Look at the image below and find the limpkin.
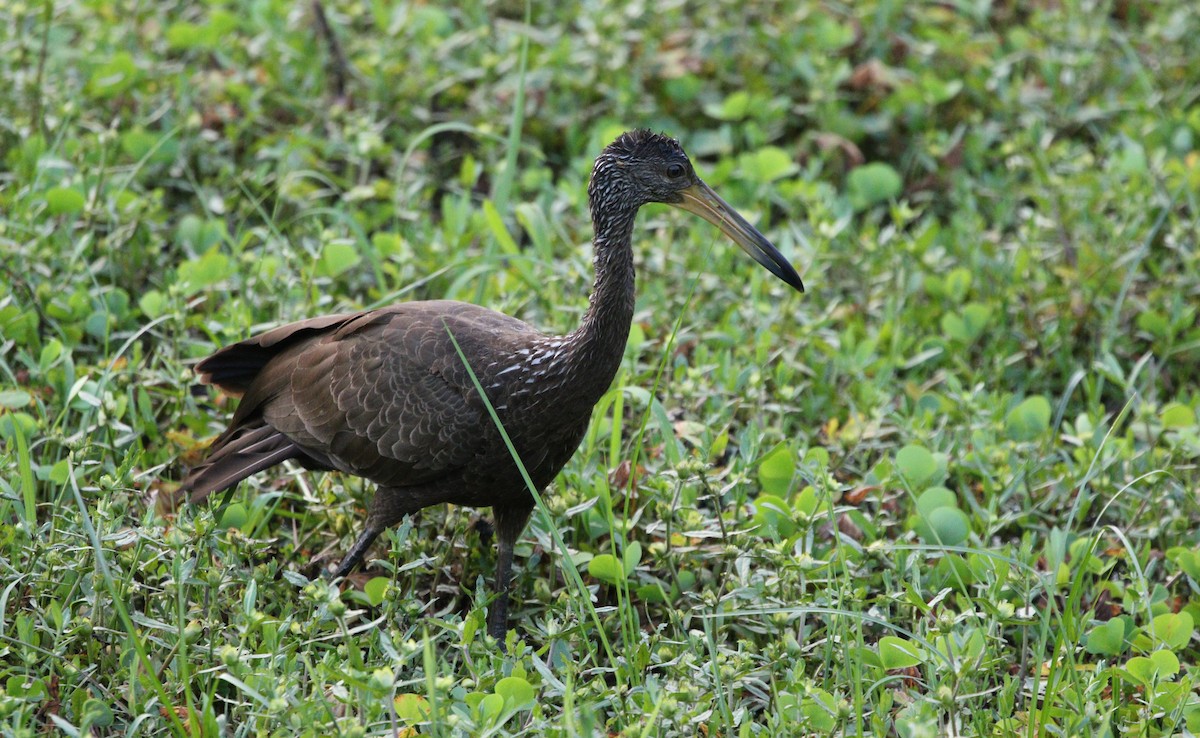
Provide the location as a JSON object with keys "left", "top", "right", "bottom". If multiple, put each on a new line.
{"left": 179, "top": 130, "right": 804, "bottom": 639}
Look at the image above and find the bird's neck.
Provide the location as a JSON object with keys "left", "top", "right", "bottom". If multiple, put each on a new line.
{"left": 564, "top": 206, "right": 638, "bottom": 402}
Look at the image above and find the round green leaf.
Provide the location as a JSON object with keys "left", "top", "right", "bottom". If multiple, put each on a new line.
{"left": 0, "top": 390, "right": 32, "bottom": 409}
{"left": 915, "top": 487, "right": 957, "bottom": 516}
{"left": 847, "top": 162, "right": 902, "bottom": 210}
{"left": 1005, "top": 396, "right": 1052, "bottom": 441}
{"left": 921, "top": 508, "right": 969, "bottom": 549}
{"left": 217, "top": 503, "right": 248, "bottom": 531}
{"left": 1150, "top": 648, "right": 1181, "bottom": 678}
{"left": 740, "top": 146, "right": 798, "bottom": 182}
{"left": 394, "top": 693, "right": 430, "bottom": 724}
{"left": 318, "top": 242, "right": 362, "bottom": 278}
{"left": 878, "top": 636, "right": 925, "bottom": 670}
{"left": 0, "top": 412, "right": 37, "bottom": 442}
{"left": 921, "top": 507, "right": 970, "bottom": 546}
{"left": 1085, "top": 618, "right": 1126, "bottom": 656}
{"left": 799, "top": 688, "right": 838, "bottom": 731}
{"left": 895, "top": 445, "right": 936, "bottom": 489}
{"left": 1161, "top": 403, "right": 1196, "bottom": 429}
{"left": 636, "top": 583, "right": 667, "bottom": 602}
{"left": 757, "top": 443, "right": 796, "bottom": 495}
{"left": 139, "top": 290, "right": 168, "bottom": 319}
{"left": 1167, "top": 547, "right": 1200, "bottom": 580}
{"left": 793, "top": 485, "right": 820, "bottom": 518}
{"left": 45, "top": 187, "right": 86, "bottom": 216}
{"left": 178, "top": 248, "right": 234, "bottom": 294}
{"left": 588, "top": 554, "right": 624, "bottom": 584}
{"left": 494, "top": 676, "right": 535, "bottom": 708}
{"left": 1149, "top": 611, "right": 1193, "bottom": 650}
{"left": 479, "top": 693, "right": 505, "bottom": 720}
{"left": 706, "top": 90, "right": 751, "bottom": 121}
{"left": 81, "top": 698, "right": 114, "bottom": 728}
{"left": 752, "top": 494, "right": 796, "bottom": 539}
{"left": 1125, "top": 656, "right": 1155, "bottom": 684}
{"left": 364, "top": 577, "right": 389, "bottom": 607}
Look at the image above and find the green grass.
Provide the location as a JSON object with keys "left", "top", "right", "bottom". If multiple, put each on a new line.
{"left": 3, "top": 0, "right": 1200, "bottom": 735}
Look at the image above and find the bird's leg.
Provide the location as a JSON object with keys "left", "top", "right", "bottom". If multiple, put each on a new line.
{"left": 331, "top": 526, "right": 382, "bottom": 579}
{"left": 487, "top": 504, "right": 534, "bottom": 641}
{"left": 331, "top": 486, "right": 418, "bottom": 580}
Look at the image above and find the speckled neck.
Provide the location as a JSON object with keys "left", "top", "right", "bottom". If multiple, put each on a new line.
{"left": 560, "top": 163, "right": 640, "bottom": 405}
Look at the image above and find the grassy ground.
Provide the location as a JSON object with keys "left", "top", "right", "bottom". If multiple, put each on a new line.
{"left": 3, "top": 0, "right": 1200, "bottom": 735}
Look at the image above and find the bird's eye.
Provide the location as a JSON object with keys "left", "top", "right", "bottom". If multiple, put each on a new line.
{"left": 666, "top": 162, "right": 686, "bottom": 179}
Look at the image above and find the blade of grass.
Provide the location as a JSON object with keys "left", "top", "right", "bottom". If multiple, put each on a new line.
{"left": 441, "top": 321, "right": 622, "bottom": 684}
{"left": 67, "top": 458, "right": 191, "bottom": 737}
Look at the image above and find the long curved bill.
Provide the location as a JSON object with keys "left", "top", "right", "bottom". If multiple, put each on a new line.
{"left": 674, "top": 181, "right": 805, "bottom": 292}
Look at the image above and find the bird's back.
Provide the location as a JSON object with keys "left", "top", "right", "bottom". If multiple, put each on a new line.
{"left": 181, "top": 300, "right": 596, "bottom": 508}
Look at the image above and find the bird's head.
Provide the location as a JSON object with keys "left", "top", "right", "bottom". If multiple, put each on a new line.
{"left": 590, "top": 130, "right": 804, "bottom": 292}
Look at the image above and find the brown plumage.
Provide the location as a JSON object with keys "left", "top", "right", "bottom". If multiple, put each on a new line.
{"left": 179, "top": 130, "right": 804, "bottom": 639}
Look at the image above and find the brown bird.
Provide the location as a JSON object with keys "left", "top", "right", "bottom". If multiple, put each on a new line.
{"left": 180, "top": 130, "right": 804, "bottom": 639}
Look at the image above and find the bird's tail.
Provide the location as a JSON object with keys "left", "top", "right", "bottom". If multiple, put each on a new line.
{"left": 179, "top": 423, "right": 302, "bottom": 503}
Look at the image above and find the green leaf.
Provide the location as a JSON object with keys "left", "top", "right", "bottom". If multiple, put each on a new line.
{"left": 708, "top": 427, "right": 729, "bottom": 461}
{"left": 45, "top": 187, "right": 86, "bottom": 216}
{"left": 372, "top": 233, "right": 404, "bottom": 258}
{"left": 942, "top": 303, "right": 992, "bottom": 344}
{"left": 798, "top": 688, "right": 839, "bottom": 731}
{"left": 706, "top": 90, "right": 751, "bottom": 121}
{"left": 0, "top": 412, "right": 37, "bottom": 443}
{"left": 740, "top": 146, "right": 798, "bottom": 182}
{"left": 752, "top": 494, "right": 796, "bottom": 539}
{"left": 178, "top": 248, "right": 235, "bottom": 295}
{"left": 176, "top": 215, "right": 227, "bottom": 250}
{"left": 363, "top": 577, "right": 389, "bottom": 607}
{"left": 393, "top": 693, "right": 430, "bottom": 724}
{"left": 915, "top": 507, "right": 970, "bottom": 546}
{"left": 1167, "top": 547, "right": 1200, "bottom": 580}
{"left": 0, "top": 390, "right": 32, "bottom": 409}
{"left": 1114, "top": 138, "right": 1148, "bottom": 176}
{"left": 915, "top": 487, "right": 957, "bottom": 516}
{"left": 1147, "top": 612, "right": 1193, "bottom": 650}
{"left": 1137, "top": 310, "right": 1170, "bottom": 338}
{"left": 623, "top": 540, "right": 641, "bottom": 576}
{"left": 138, "top": 290, "right": 167, "bottom": 319}
{"left": 1161, "top": 403, "right": 1196, "bottom": 429}
{"left": 479, "top": 693, "right": 505, "bottom": 720}
{"left": 793, "top": 485, "right": 820, "bottom": 518}
{"left": 88, "top": 51, "right": 140, "bottom": 97}
{"left": 944, "top": 267, "right": 972, "bottom": 302}
{"left": 494, "top": 676, "right": 535, "bottom": 708}
{"left": 121, "top": 129, "right": 179, "bottom": 164}
{"left": 1085, "top": 618, "right": 1126, "bottom": 656}
{"left": 879, "top": 636, "right": 924, "bottom": 669}
{"left": 1005, "top": 396, "right": 1052, "bottom": 441}
{"left": 166, "top": 21, "right": 205, "bottom": 49}
{"left": 39, "top": 340, "right": 63, "bottom": 371}
{"left": 81, "top": 698, "right": 114, "bottom": 728}
{"left": 847, "top": 163, "right": 903, "bottom": 210}
{"left": 895, "top": 445, "right": 936, "bottom": 489}
{"left": 588, "top": 554, "right": 624, "bottom": 584}
{"left": 757, "top": 443, "right": 795, "bottom": 495}
{"left": 217, "top": 503, "right": 248, "bottom": 531}
{"left": 1126, "top": 650, "right": 1180, "bottom": 685}
{"left": 318, "top": 242, "right": 361, "bottom": 278}
{"left": 636, "top": 583, "right": 666, "bottom": 602}
{"left": 49, "top": 459, "right": 71, "bottom": 485}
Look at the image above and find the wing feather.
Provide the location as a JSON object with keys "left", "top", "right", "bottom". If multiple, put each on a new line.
{"left": 236, "top": 302, "right": 541, "bottom": 487}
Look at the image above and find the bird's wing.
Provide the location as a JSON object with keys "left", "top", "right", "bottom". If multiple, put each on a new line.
{"left": 196, "top": 312, "right": 360, "bottom": 396}
{"left": 230, "top": 302, "right": 537, "bottom": 486}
